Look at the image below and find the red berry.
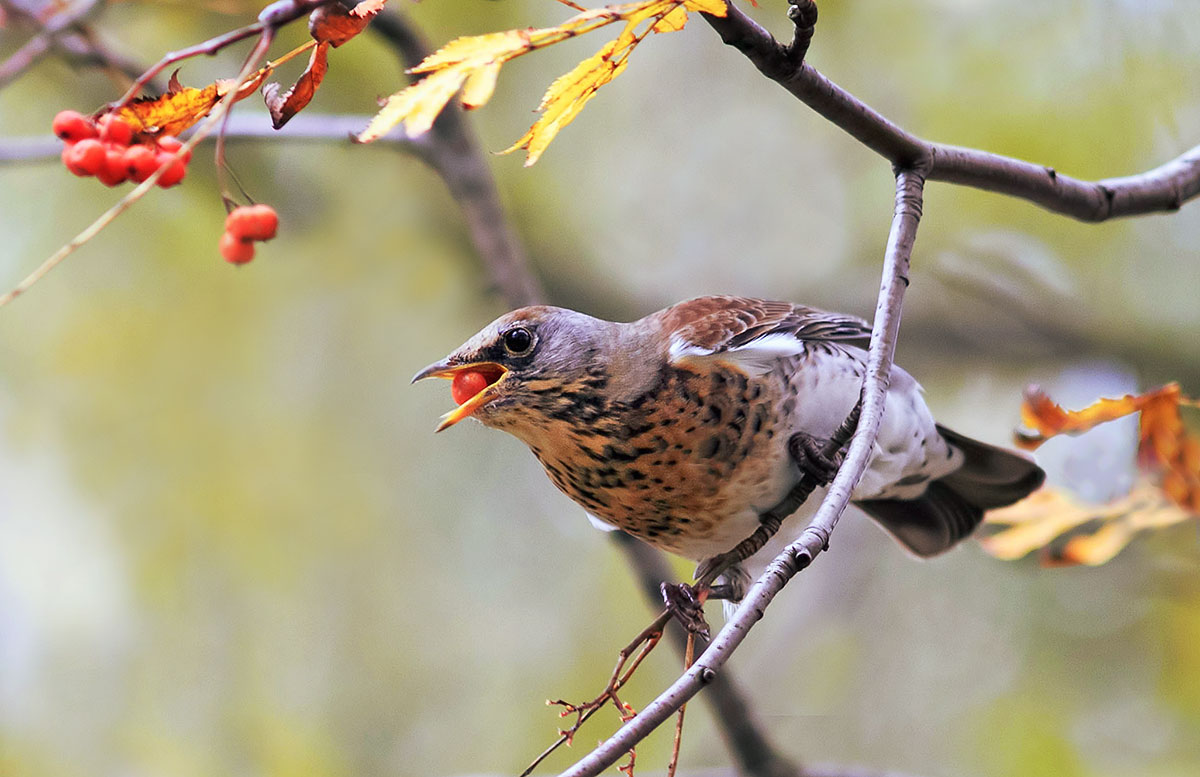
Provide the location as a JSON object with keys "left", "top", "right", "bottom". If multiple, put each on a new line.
{"left": 64, "top": 138, "right": 105, "bottom": 176}
{"left": 97, "top": 114, "right": 133, "bottom": 146}
{"left": 52, "top": 110, "right": 98, "bottom": 143}
{"left": 451, "top": 370, "right": 491, "bottom": 406}
{"left": 95, "top": 146, "right": 128, "bottom": 186}
{"left": 225, "top": 204, "right": 278, "bottom": 241}
{"left": 155, "top": 153, "right": 187, "bottom": 187}
{"left": 123, "top": 145, "right": 159, "bottom": 183}
{"left": 155, "top": 135, "right": 191, "bottom": 163}
{"left": 219, "top": 231, "right": 255, "bottom": 265}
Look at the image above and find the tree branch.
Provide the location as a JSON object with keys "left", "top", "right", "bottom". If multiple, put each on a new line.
{"left": 0, "top": 0, "right": 105, "bottom": 89}
{"left": 370, "top": 10, "right": 544, "bottom": 308}
{"left": 703, "top": 2, "right": 1200, "bottom": 222}
{"left": 0, "top": 113, "right": 423, "bottom": 165}
{"left": 611, "top": 533, "right": 802, "bottom": 777}
{"left": 559, "top": 167, "right": 927, "bottom": 777}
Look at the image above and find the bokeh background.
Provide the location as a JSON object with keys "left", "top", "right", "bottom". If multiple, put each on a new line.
{"left": 2, "top": 1, "right": 1199, "bottom": 776}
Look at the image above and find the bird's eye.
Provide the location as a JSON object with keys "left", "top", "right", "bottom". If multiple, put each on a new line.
{"left": 502, "top": 326, "right": 534, "bottom": 355}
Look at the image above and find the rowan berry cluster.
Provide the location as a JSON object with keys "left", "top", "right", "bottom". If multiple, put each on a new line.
{"left": 53, "top": 110, "right": 189, "bottom": 187}
{"left": 220, "top": 205, "right": 279, "bottom": 265}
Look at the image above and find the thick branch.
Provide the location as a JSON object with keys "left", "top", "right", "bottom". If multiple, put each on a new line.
{"left": 370, "top": 10, "right": 544, "bottom": 308}
{"left": 703, "top": 3, "right": 1200, "bottom": 222}
{"left": 0, "top": 0, "right": 104, "bottom": 89}
{"left": 559, "top": 169, "right": 927, "bottom": 777}
{"left": 0, "top": 113, "right": 422, "bottom": 165}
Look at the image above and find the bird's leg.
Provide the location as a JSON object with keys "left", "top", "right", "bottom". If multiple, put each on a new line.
{"left": 692, "top": 398, "right": 864, "bottom": 592}
{"left": 788, "top": 398, "right": 864, "bottom": 486}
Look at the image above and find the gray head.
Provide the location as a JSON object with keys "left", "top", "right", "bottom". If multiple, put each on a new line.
{"left": 412, "top": 305, "right": 618, "bottom": 434}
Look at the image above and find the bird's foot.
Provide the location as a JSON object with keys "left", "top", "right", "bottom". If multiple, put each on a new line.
{"left": 660, "top": 581, "right": 711, "bottom": 639}
{"left": 788, "top": 430, "right": 845, "bottom": 486}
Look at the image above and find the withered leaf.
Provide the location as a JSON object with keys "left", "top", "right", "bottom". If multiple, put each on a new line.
{"left": 980, "top": 383, "right": 1200, "bottom": 566}
{"left": 309, "top": 0, "right": 387, "bottom": 48}
{"left": 982, "top": 482, "right": 1193, "bottom": 566}
{"left": 263, "top": 42, "right": 330, "bottom": 129}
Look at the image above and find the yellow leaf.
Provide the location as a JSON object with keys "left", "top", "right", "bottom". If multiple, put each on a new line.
{"left": 115, "top": 84, "right": 222, "bottom": 138}
{"left": 461, "top": 63, "right": 502, "bottom": 110}
{"left": 981, "top": 482, "right": 1194, "bottom": 565}
{"left": 359, "top": 0, "right": 715, "bottom": 156}
{"left": 412, "top": 30, "right": 531, "bottom": 74}
{"left": 652, "top": 6, "right": 690, "bottom": 33}
{"left": 683, "top": 0, "right": 727, "bottom": 15}
{"left": 505, "top": 42, "right": 629, "bottom": 165}
{"left": 357, "top": 68, "right": 468, "bottom": 141}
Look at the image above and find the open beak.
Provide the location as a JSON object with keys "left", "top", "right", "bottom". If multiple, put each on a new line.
{"left": 412, "top": 359, "right": 509, "bottom": 432}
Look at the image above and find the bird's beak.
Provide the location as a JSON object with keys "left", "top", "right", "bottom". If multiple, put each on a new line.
{"left": 412, "top": 358, "right": 509, "bottom": 432}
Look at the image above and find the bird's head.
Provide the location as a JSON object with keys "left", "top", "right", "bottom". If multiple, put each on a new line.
{"left": 412, "top": 306, "right": 618, "bottom": 434}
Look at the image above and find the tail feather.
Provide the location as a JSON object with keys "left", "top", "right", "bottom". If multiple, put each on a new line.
{"left": 855, "top": 425, "right": 1045, "bottom": 557}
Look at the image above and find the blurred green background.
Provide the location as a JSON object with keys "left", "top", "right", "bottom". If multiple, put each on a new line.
{"left": 2, "top": 1, "right": 1199, "bottom": 776}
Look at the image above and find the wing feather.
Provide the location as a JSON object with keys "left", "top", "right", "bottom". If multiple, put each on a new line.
{"left": 658, "top": 296, "right": 871, "bottom": 370}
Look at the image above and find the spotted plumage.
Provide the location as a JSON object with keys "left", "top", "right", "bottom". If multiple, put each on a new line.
{"left": 415, "top": 296, "right": 1044, "bottom": 592}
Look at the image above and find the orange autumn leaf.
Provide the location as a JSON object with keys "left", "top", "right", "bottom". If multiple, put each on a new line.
{"left": 981, "top": 383, "right": 1200, "bottom": 566}
{"left": 112, "top": 70, "right": 270, "bottom": 139}
{"left": 356, "top": 0, "right": 727, "bottom": 160}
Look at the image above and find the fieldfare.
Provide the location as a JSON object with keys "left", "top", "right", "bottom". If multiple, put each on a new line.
{"left": 414, "top": 296, "right": 1044, "bottom": 602}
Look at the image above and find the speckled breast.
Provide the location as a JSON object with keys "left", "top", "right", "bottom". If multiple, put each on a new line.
{"left": 525, "top": 363, "right": 796, "bottom": 559}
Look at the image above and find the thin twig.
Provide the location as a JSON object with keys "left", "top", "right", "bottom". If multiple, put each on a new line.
{"left": 612, "top": 535, "right": 801, "bottom": 777}
{"left": 702, "top": 3, "right": 1200, "bottom": 222}
{"left": 108, "top": 0, "right": 342, "bottom": 109}
{"left": 665, "top": 632, "right": 696, "bottom": 777}
{"left": 556, "top": 167, "right": 927, "bottom": 777}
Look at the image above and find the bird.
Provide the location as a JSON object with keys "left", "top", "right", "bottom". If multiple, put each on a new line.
{"left": 413, "top": 296, "right": 1045, "bottom": 604}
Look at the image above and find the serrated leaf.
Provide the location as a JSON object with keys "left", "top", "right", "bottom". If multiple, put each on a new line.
{"left": 652, "top": 6, "right": 690, "bottom": 33}
{"left": 682, "top": 0, "right": 727, "bottom": 15}
{"left": 461, "top": 63, "right": 502, "bottom": 110}
{"left": 359, "top": 0, "right": 725, "bottom": 159}
{"left": 115, "top": 84, "right": 222, "bottom": 137}
{"left": 358, "top": 68, "right": 469, "bottom": 141}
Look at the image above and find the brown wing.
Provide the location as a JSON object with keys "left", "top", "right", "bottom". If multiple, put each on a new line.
{"left": 658, "top": 295, "right": 871, "bottom": 353}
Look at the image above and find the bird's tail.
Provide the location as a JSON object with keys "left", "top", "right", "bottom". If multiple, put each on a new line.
{"left": 855, "top": 425, "right": 1045, "bottom": 557}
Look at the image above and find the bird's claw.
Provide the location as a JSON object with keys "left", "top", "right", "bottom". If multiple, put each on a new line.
{"left": 788, "top": 431, "right": 843, "bottom": 486}
{"left": 659, "top": 582, "right": 710, "bottom": 639}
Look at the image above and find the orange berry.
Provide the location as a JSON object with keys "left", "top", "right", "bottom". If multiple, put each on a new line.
{"left": 219, "top": 231, "right": 255, "bottom": 265}
{"left": 95, "top": 146, "right": 128, "bottom": 186}
{"left": 155, "top": 153, "right": 187, "bottom": 187}
{"left": 225, "top": 204, "right": 278, "bottom": 241}
{"left": 52, "top": 110, "right": 98, "bottom": 143}
{"left": 97, "top": 114, "right": 133, "bottom": 146}
{"left": 123, "top": 145, "right": 159, "bottom": 182}
{"left": 64, "top": 138, "right": 105, "bottom": 177}
{"left": 155, "top": 135, "right": 191, "bottom": 163}
{"left": 451, "top": 370, "right": 491, "bottom": 405}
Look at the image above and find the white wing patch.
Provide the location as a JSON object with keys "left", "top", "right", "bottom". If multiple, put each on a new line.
{"left": 669, "top": 333, "right": 806, "bottom": 377}
{"left": 667, "top": 336, "right": 714, "bottom": 362}
{"left": 585, "top": 512, "right": 619, "bottom": 533}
